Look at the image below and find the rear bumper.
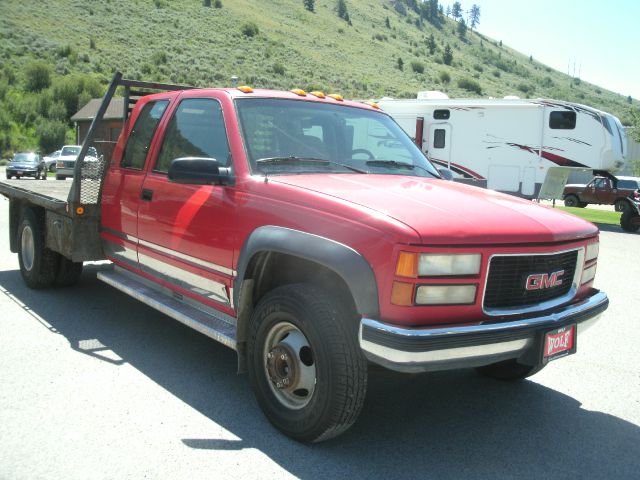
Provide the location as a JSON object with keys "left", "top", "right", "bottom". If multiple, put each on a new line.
{"left": 359, "top": 290, "right": 608, "bottom": 373}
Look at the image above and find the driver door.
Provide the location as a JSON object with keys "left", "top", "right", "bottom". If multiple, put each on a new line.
{"left": 136, "top": 96, "right": 237, "bottom": 313}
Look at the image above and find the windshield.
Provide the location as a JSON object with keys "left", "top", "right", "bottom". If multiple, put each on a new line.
{"left": 13, "top": 153, "right": 38, "bottom": 164}
{"left": 61, "top": 146, "right": 81, "bottom": 156}
{"left": 236, "top": 98, "right": 439, "bottom": 177}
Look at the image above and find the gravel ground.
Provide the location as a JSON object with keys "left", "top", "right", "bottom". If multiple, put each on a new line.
{"left": 0, "top": 195, "right": 638, "bottom": 480}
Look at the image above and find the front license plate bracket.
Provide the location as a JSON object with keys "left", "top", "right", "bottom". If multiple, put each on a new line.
{"left": 542, "top": 324, "right": 577, "bottom": 364}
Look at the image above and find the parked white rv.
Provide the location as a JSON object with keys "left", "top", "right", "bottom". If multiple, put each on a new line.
{"left": 378, "top": 94, "right": 627, "bottom": 199}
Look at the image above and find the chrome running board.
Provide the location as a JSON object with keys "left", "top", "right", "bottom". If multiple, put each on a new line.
{"left": 97, "top": 266, "right": 237, "bottom": 350}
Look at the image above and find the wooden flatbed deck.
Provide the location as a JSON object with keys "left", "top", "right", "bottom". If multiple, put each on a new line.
{"left": 0, "top": 177, "right": 73, "bottom": 214}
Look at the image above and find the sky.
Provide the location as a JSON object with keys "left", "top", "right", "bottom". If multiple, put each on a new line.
{"left": 469, "top": 0, "right": 639, "bottom": 100}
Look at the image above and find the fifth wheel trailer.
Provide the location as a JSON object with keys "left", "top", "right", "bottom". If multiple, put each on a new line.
{"left": 378, "top": 95, "right": 627, "bottom": 199}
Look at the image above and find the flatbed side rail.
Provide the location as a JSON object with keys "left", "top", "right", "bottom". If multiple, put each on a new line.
{"left": 68, "top": 72, "right": 195, "bottom": 214}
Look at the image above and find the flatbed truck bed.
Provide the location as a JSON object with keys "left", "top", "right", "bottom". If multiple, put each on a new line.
{"left": 0, "top": 178, "right": 73, "bottom": 213}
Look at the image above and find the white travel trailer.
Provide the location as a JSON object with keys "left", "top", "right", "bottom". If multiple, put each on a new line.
{"left": 378, "top": 94, "right": 627, "bottom": 199}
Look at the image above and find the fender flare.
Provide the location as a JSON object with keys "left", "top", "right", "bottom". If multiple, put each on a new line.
{"left": 234, "top": 226, "right": 380, "bottom": 318}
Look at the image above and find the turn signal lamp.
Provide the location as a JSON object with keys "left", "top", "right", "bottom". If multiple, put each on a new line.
{"left": 364, "top": 101, "right": 380, "bottom": 109}
{"left": 76, "top": 206, "right": 85, "bottom": 215}
{"left": 310, "top": 91, "right": 326, "bottom": 98}
{"left": 327, "top": 94, "right": 344, "bottom": 101}
{"left": 396, "top": 252, "right": 418, "bottom": 278}
{"left": 391, "top": 281, "right": 414, "bottom": 306}
{"left": 237, "top": 85, "right": 254, "bottom": 93}
{"left": 290, "top": 89, "right": 307, "bottom": 96}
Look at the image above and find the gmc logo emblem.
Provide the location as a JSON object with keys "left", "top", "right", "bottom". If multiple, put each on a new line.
{"left": 525, "top": 270, "right": 565, "bottom": 290}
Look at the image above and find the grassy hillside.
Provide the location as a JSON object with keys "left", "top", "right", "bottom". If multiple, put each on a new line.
{"left": 0, "top": 0, "right": 637, "bottom": 156}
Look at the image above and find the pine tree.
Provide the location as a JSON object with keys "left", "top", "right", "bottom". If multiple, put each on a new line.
{"left": 385, "top": 16, "right": 390, "bottom": 28}
{"left": 303, "top": 0, "right": 314, "bottom": 12}
{"left": 452, "top": 1, "right": 462, "bottom": 20}
{"left": 337, "top": 0, "right": 350, "bottom": 23}
{"left": 470, "top": 4, "right": 480, "bottom": 29}
{"left": 427, "top": 34, "right": 436, "bottom": 55}
{"left": 446, "top": 5, "right": 451, "bottom": 17}
{"left": 457, "top": 18, "right": 467, "bottom": 38}
{"left": 397, "top": 57, "right": 404, "bottom": 71}
{"left": 443, "top": 44, "right": 453, "bottom": 65}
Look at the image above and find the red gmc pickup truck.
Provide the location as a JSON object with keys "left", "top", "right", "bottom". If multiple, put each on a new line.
{"left": 0, "top": 73, "right": 608, "bottom": 442}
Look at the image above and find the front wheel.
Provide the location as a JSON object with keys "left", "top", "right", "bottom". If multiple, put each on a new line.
{"left": 476, "top": 359, "right": 545, "bottom": 381}
{"left": 621, "top": 210, "right": 640, "bottom": 233}
{"left": 247, "top": 284, "right": 367, "bottom": 443}
{"left": 563, "top": 195, "right": 580, "bottom": 207}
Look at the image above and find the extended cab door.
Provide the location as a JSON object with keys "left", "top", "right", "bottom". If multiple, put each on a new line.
{"left": 101, "top": 98, "right": 170, "bottom": 270}
{"left": 136, "top": 96, "right": 236, "bottom": 313}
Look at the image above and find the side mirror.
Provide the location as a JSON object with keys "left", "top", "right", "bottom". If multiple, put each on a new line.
{"left": 437, "top": 167, "right": 454, "bottom": 181}
{"left": 168, "top": 157, "right": 234, "bottom": 185}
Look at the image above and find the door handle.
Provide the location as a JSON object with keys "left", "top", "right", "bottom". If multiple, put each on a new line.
{"left": 141, "top": 188, "right": 154, "bottom": 201}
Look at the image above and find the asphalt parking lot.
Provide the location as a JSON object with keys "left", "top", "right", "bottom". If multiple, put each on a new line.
{"left": 0, "top": 190, "right": 638, "bottom": 480}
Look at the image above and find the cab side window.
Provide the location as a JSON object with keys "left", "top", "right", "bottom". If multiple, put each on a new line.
{"left": 155, "top": 98, "right": 230, "bottom": 173}
{"left": 121, "top": 100, "right": 169, "bottom": 169}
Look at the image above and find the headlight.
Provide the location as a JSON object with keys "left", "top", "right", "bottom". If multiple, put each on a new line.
{"left": 418, "top": 253, "right": 481, "bottom": 276}
{"left": 415, "top": 285, "right": 477, "bottom": 305}
{"left": 585, "top": 242, "right": 599, "bottom": 262}
{"left": 581, "top": 264, "right": 597, "bottom": 284}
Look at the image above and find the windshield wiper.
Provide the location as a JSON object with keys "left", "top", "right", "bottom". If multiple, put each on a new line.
{"left": 256, "top": 156, "right": 367, "bottom": 174}
{"left": 365, "top": 160, "right": 439, "bottom": 178}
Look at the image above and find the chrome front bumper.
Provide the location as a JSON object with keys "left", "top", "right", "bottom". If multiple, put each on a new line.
{"left": 359, "top": 290, "right": 608, "bottom": 373}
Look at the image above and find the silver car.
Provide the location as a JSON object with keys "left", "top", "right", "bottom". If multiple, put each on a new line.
{"left": 43, "top": 150, "right": 61, "bottom": 172}
{"left": 55, "top": 145, "right": 98, "bottom": 180}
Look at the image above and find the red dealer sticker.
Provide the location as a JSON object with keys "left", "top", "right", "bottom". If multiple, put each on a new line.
{"left": 543, "top": 325, "right": 576, "bottom": 362}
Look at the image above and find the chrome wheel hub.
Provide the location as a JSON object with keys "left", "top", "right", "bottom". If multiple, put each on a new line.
{"left": 21, "top": 225, "right": 35, "bottom": 272}
{"left": 263, "top": 322, "right": 316, "bottom": 409}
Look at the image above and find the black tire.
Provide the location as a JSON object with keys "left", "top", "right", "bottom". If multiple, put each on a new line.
{"left": 49, "top": 164, "right": 56, "bottom": 173}
{"left": 17, "top": 209, "right": 59, "bottom": 289}
{"left": 563, "top": 194, "right": 580, "bottom": 207}
{"left": 55, "top": 257, "right": 83, "bottom": 287}
{"left": 620, "top": 211, "right": 640, "bottom": 233}
{"left": 476, "top": 359, "right": 545, "bottom": 381}
{"left": 614, "top": 199, "right": 629, "bottom": 213}
{"left": 247, "top": 283, "right": 367, "bottom": 443}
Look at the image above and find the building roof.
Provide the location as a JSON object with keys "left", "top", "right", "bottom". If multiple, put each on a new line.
{"left": 71, "top": 97, "right": 125, "bottom": 122}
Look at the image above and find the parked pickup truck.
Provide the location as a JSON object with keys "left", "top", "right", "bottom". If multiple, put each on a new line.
{"left": 0, "top": 73, "right": 608, "bottom": 442}
{"left": 563, "top": 175, "right": 640, "bottom": 211}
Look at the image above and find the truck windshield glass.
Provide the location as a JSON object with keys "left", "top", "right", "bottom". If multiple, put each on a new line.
{"left": 236, "top": 98, "right": 439, "bottom": 177}
{"left": 61, "top": 146, "right": 81, "bottom": 156}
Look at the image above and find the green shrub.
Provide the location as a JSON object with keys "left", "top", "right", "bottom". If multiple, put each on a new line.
{"left": 410, "top": 60, "right": 424, "bottom": 74}
{"left": 473, "top": 64, "right": 483, "bottom": 73}
{"left": 439, "top": 71, "right": 450, "bottom": 83}
{"left": 517, "top": 83, "right": 531, "bottom": 94}
{"left": 273, "top": 63, "right": 285, "bottom": 75}
{"left": 56, "top": 44, "right": 73, "bottom": 58}
{"left": 492, "top": 69, "right": 501, "bottom": 78}
{"left": 151, "top": 51, "right": 167, "bottom": 65}
{"left": 24, "top": 61, "right": 51, "bottom": 92}
{"left": 241, "top": 22, "right": 259, "bottom": 37}
{"left": 36, "top": 119, "right": 67, "bottom": 153}
{"left": 457, "top": 77, "right": 482, "bottom": 94}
